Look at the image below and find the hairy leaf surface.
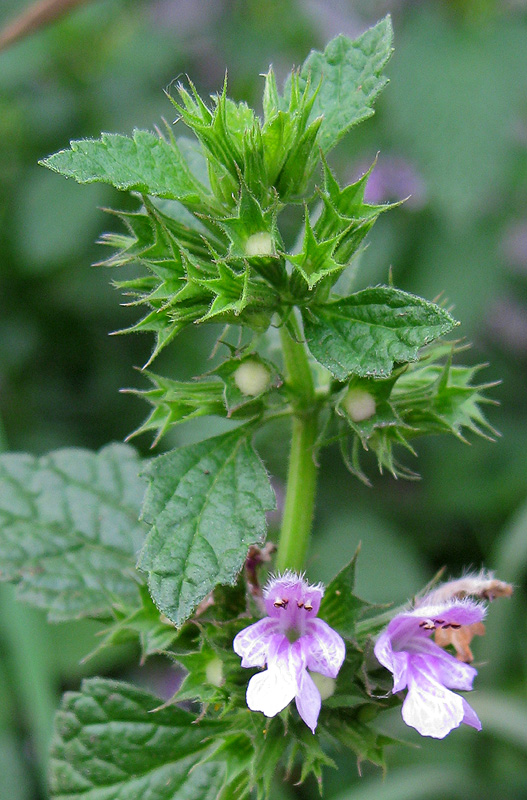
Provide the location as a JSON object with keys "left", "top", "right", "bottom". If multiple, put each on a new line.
{"left": 49, "top": 678, "right": 225, "bottom": 800}
{"left": 0, "top": 444, "right": 147, "bottom": 620}
{"left": 41, "top": 131, "right": 202, "bottom": 202}
{"left": 138, "top": 429, "right": 274, "bottom": 626}
{"left": 299, "top": 17, "right": 393, "bottom": 153}
{"left": 303, "top": 287, "right": 457, "bottom": 380}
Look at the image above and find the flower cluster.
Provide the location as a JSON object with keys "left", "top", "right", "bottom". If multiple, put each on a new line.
{"left": 233, "top": 572, "right": 345, "bottom": 732}
{"left": 234, "top": 571, "right": 511, "bottom": 741}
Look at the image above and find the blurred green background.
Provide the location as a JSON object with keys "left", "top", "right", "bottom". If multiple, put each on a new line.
{"left": 1, "top": 0, "right": 526, "bottom": 797}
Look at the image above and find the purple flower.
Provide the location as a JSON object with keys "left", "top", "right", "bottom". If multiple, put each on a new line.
{"left": 374, "top": 599, "right": 486, "bottom": 739}
{"left": 233, "top": 572, "right": 345, "bottom": 732}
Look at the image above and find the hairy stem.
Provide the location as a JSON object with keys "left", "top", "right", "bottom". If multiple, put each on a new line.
{"left": 275, "top": 316, "right": 318, "bottom": 573}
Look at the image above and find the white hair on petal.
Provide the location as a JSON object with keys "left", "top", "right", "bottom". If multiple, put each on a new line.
{"left": 263, "top": 570, "right": 325, "bottom": 598}
{"left": 409, "top": 597, "right": 487, "bottom": 620}
{"left": 420, "top": 570, "right": 513, "bottom": 607}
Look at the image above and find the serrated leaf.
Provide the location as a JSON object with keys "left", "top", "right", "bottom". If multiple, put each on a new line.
{"left": 299, "top": 17, "right": 394, "bottom": 153}
{"left": 394, "top": 359, "right": 498, "bottom": 442}
{"left": 288, "top": 211, "right": 341, "bottom": 290}
{"left": 138, "top": 429, "right": 275, "bottom": 626}
{"left": 41, "top": 130, "right": 203, "bottom": 202}
{"left": 0, "top": 444, "right": 147, "bottom": 621}
{"left": 49, "top": 678, "right": 225, "bottom": 800}
{"left": 303, "top": 287, "right": 458, "bottom": 380}
{"left": 125, "top": 373, "right": 226, "bottom": 445}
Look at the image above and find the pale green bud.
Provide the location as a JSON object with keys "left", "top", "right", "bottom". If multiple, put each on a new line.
{"left": 309, "top": 671, "right": 336, "bottom": 701}
{"left": 343, "top": 387, "right": 376, "bottom": 422}
{"left": 245, "top": 232, "right": 274, "bottom": 257}
{"left": 234, "top": 360, "right": 271, "bottom": 397}
{"left": 205, "top": 656, "right": 224, "bottom": 687}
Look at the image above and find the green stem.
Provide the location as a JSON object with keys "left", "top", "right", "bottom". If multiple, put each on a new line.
{"left": 0, "top": 586, "right": 57, "bottom": 791}
{"left": 275, "top": 316, "right": 318, "bottom": 573}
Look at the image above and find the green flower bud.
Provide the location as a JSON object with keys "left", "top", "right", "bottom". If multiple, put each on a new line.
{"left": 343, "top": 387, "right": 376, "bottom": 422}
{"left": 309, "top": 671, "right": 336, "bottom": 701}
{"left": 245, "top": 232, "right": 274, "bottom": 257}
{"left": 205, "top": 656, "right": 224, "bottom": 687}
{"left": 234, "top": 360, "right": 271, "bottom": 396}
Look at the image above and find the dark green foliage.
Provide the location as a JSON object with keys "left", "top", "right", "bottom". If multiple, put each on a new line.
{"left": 49, "top": 678, "right": 226, "bottom": 800}
{"left": 302, "top": 287, "right": 457, "bottom": 380}
{"left": 296, "top": 18, "right": 394, "bottom": 153}
{"left": 41, "top": 20, "right": 396, "bottom": 367}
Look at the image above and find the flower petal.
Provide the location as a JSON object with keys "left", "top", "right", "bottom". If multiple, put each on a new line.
{"left": 386, "top": 600, "right": 485, "bottom": 651}
{"left": 295, "top": 671, "right": 322, "bottom": 733}
{"left": 409, "top": 639, "right": 477, "bottom": 691}
{"left": 402, "top": 660, "right": 465, "bottom": 738}
{"left": 233, "top": 618, "right": 279, "bottom": 667}
{"left": 461, "top": 698, "right": 481, "bottom": 731}
{"left": 246, "top": 636, "right": 305, "bottom": 718}
{"left": 305, "top": 618, "right": 346, "bottom": 678}
{"left": 415, "top": 600, "right": 485, "bottom": 628}
{"left": 374, "top": 628, "right": 395, "bottom": 672}
{"left": 246, "top": 667, "right": 297, "bottom": 718}
{"left": 269, "top": 636, "right": 306, "bottom": 689}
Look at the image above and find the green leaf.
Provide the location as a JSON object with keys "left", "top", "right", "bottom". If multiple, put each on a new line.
{"left": 326, "top": 715, "right": 395, "bottom": 772}
{"left": 334, "top": 343, "right": 498, "bottom": 482}
{"left": 86, "top": 585, "right": 180, "bottom": 662}
{"left": 393, "top": 357, "right": 498, "bottom": 442}
{"left": 288, "top": 211, "right": 341, "bottom": 290}
{"left": 49, "top": 678, "right": 225, "bottom": 800}
{"left": 0, "top": 444, "right": 147, "bottom": 621}
{"left": 299, "top": 17, "right": 394, "bottom": 153}
{"left": 138, "top": 429, "right": 275, "bottom": 627}
{"left": 41, "top": 130, "right": 203, "bottom": 203}
{"left": 176, "top": 643, "right": 227, "bottom": 704}
{"left": 319, "top": 549, "right": 370, "bottom": 639}
{"left": 302, "top": 287, "right": 458, "bottom": 380}
{"left": 125, "top": 373, "right": 227, "bottom": 445}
